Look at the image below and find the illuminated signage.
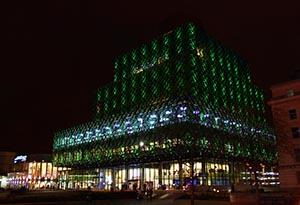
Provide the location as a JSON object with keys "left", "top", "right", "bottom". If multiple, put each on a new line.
{"left": 14, "top": 155, "right": 27, "bottom": 163}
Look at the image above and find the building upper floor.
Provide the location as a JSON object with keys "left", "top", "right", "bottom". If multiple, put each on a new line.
{"left": 268, "top": 78, "right": 300, "bottom": 167}
{"left": 95, "top": 22, "right": 266, "bottom": 119}
{"left": 268, "top": 79, "right": 300, "bottom": 133}
{"left": 269, "top": 79, "right": 300, "bottom": 103}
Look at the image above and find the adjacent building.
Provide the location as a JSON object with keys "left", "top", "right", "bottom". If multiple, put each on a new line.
{"left": 53, "top": 23, "right": 276, "bottom": 190}
{"left": 268, "top": 77, "right": 300, "bottom": 189}
{"left": 7, "top": 154, "right": 59, "bottom": 189}
{"left": 0, "top": 151, "right": 16, "bottom": 188}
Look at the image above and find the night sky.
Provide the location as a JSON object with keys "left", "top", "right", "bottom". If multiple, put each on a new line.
{"left": 1, "top": 1, "right": 300, "bottom": 154}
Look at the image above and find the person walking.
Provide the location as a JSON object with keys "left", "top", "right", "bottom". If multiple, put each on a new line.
{"left": 149, "top": 183, "right": 153, "bottom": 200}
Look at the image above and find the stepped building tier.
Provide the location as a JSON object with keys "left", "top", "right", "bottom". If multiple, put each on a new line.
{"left": 52, "top": 23, "right": 277, "bottom": 190}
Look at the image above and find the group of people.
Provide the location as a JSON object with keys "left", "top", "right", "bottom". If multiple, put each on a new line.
{"left": 137, "top": 182, "right": 153, "bottom": 200}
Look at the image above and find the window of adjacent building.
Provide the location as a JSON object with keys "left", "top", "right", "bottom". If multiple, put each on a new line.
{"left": 287, "top": 89, "right": 294, "bottom": 97}
{"left": 289, "top": 109, "right": 297, "bottom": 120}
{"left": 297, "top": 171, "right": 300, "bottom": 184}
{"left": 295, "top": 149, "right": 300, "bottom": 162}
{"left": 292, "top": 127, "right": 300, "bottom": 138}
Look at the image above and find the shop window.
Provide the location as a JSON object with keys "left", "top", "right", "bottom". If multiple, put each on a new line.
{"left": 289, "top": 109, "right": 297, "bottom": 120}
{"left": 292, "top": 127, "right": 300, "bottom": 138}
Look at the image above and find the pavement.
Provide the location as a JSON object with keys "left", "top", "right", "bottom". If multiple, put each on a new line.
{"left": 0, "top": 190, "right": 230, "bottom": 205}
{"left": 0, "top": 199, "right": 230, "bottom": 205}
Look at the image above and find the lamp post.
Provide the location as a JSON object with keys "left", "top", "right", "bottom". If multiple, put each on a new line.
{"left": 190, "top": 160, "right": 195, "bottom": 205}
{"left": 139, "top": 141, "right": 145, "bottom": 192}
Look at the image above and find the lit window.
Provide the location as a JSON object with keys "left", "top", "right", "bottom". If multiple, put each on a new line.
{"left": 289, "top": 109, "right": 297, "bottom": 120}
{"left": 133, "top": 67, "right": 143, "bottom": 74}
{"left": 287, "top": 89, "right": 294, "bottom": 97}
{"left": 196, "top": 48, "right": 204, "bottom": 57}
{"left": 291, "top": 127, "right": 300, "bottom": 138}
{"left": 157, "top": 57, "right": 163, "bottom": 64}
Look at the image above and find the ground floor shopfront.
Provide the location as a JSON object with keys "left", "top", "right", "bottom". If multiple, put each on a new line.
{"left": 7, "top": 161, "right": 60, "bottom": 189}
{"left": 57, "top": 160, "right": 278, "bottom": 190}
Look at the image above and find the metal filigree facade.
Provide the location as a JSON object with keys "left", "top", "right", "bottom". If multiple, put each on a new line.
{"left": 53, "top": 23, "right": 276, "bottom": 169}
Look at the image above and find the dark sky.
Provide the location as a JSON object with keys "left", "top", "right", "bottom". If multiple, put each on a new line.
{"left": 1, "top": 1, "right": 300, "bottom": 154}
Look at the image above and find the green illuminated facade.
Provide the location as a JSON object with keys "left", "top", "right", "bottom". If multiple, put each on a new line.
{"left": 53, "top": 23, "right": 276, "bottom": 190}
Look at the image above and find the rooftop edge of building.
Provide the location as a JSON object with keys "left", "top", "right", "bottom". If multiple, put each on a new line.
{"left": 270, "top": 69, "right": 300, "bottom": 90}
{"left": 270, "top": 79, "right": 300, "bottom": 91}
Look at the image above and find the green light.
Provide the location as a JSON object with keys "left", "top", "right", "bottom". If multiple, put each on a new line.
{"left": 53, "top": 23, "right": 276, "bottom": 168}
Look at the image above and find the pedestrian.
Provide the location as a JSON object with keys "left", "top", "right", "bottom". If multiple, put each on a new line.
{"left": 149, "top": 183, "right": 153, "bottom": 200}
{"left": 143, "top": 183, "right": 147, "bottom": 198}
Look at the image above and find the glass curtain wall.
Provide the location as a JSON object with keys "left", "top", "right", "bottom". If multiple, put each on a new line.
{"left": 57, "top": 161, "right": 235, "bottom": 190}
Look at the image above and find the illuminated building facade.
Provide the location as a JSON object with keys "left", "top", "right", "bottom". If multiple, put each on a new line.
{"left": 0, "top": 152, "right": 16, "bottom": 188}
{"left": 53, "top": 23, "right": 276, "bottom": 190}
{"left": 268, "top": 78, "right": 300, "bottom": 189}
{"left": 7, "top": 154, "right": 59, "bottom": 189}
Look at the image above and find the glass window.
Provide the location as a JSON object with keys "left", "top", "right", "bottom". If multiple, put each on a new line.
{"left": 41, "top": 163, "right": 47, "bottom": 177}
{"left": 296, "top": 171, "right": 300, "bottom": 184}
{"left": 294, "top": 149, "right": 300, "bottom": 162}
{"left": 289, "top": 109, "right": 297, "bottom": 120}
{"left": 292, "top": 127, "right": 300, "bottom": 138}
{"left": 287, "top": 89, "right": 294, "bottom": 97}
